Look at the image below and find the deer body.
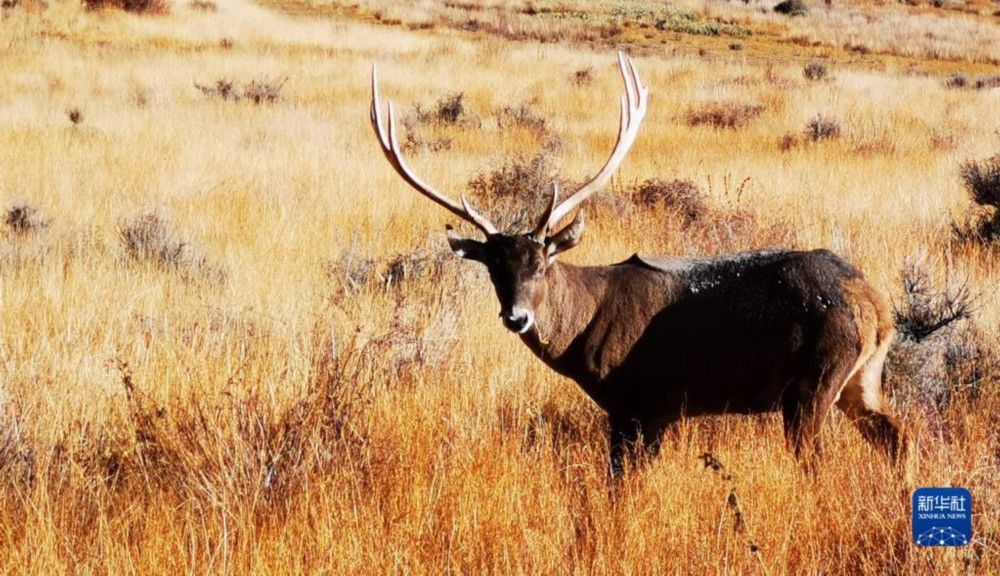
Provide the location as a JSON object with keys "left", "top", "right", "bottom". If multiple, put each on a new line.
{"left": 369, "top": 53, "right": 907, "bottom": 474}
{"left": 517, "top": 250, "right": 901, "bottom": 471}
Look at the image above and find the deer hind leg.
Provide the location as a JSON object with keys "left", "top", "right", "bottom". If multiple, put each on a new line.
{"left": 782, "top": 326, "right": 860, "bottom": 465}
{"left": 835, "top": 333, "right": 908, "bottom": 463}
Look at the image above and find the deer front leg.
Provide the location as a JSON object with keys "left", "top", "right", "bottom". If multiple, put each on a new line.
{"left": 609, "top": 414, "right": 644, "bottom": 477}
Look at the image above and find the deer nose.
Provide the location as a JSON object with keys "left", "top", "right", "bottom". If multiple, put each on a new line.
{"left": 503, "top": 307, "right": 534, "bottom": 334}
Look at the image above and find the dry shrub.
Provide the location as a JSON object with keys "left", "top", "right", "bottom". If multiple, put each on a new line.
{"left": 955, "top": 154, "right": 1000, "bottom": 242}
{"left": 631, "top": 178, "right": 707, "bottom": 225}
{"left": 773, "top": 0, "right": 809, "bottom": 16}
{"left": 945, "top": 73, "right": 1000, "bottom": 90}
{"left": 194, "top": 78, "right": 286, "bottom": 104}
{"left": 93, "top": 329, "right": 370, "bottom": 510}
{"left": 328, "top": 244, "right": 454, "bottom": 295}
{"left": 778, "top": 132, "right": 801, "bottom": 152}
{"left": 571, "top": 67, "right": 593, "bottom": 86}
{"left": 944, "top": 74, "right": 968, "bottom": 89}
{"left": 466, "top": 151, "right": 559, "bottom": 231}
{"left": 403, "top": 92, "right": 477, "bottom": 153}
{"left": 803, "top": 61, "right": 828, "bottom": 81}
{"left": 805, "top": 114, "right": 841, "bottom": 141}
{"left": 495, "top": 101, "right": 547, "bottom": 134}
{"left": 188, "top": 0, "right": 215, "bottom": 11}
{"left": 83, "top": 0, "right": 169, "bottom": 14}
{"left": 4, "top": 204, "right": 47, "bottom": 234}
{"left": 685, "top": 102, "right": 764, "bottom": 130}
{"left": 412, "top": 92, "right": 467, "bottom": 125}
{"left": 119, "top": 212, "right": 224, "bottom": 282}
{"left": 886, "top": 261, "right": 991, "bottom": 419}
{"left": 66, "top": 107, "right": 83, "bottom": 125}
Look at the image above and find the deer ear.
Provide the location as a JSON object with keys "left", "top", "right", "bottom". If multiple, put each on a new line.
{"left": 545, "top": 211, "right": 584, "bottom": 261}
{"left": 446, "top": 225, "right": 486, "bottom": 261}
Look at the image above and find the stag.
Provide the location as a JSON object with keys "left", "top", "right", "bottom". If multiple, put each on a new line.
{"left": 370, "top": 53, "right": 907, "bottom": 474}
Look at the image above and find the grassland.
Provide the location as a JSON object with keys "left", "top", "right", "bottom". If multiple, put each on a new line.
{"left": 0, "top": 0, "right": 998, "bottom": 573}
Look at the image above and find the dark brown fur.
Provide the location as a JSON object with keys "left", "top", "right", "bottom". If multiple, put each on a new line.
{"left": 455, "top": 234, "right": 907, "bottom": 475}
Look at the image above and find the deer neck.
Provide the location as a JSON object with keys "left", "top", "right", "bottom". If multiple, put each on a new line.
{"left": 521, "top": 260, "right": 606, "bottom": 363}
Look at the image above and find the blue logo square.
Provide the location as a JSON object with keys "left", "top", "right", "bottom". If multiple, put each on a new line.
{"left": 912, "top": 488, "right": 972, "bottom": 546}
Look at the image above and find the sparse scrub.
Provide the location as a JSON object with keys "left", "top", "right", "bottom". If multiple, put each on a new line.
{"left": 83, "top": 0, "right": 170, "bottom": 14}
{"left": 194, "top": 78, "right": 286, "bottom": 104}
{"left": 571, "top": 66, "right": 592, "bottom": 86}
{"left": 119, "top": 212, "right": 224, "bottom": 282}
{"left": 955, "top": 154, "right": 1000, "bottom": 241}
{"left": 631, "top": 178, "right": 708, "bottom": 224}
{"left": 803, "top": 60, "right": 828, "bottom": 81}
{"left": 188, "top": 0, "right": 216, "bottom": 11}
{"left": 66, "top": 107, "right": 83, "bottom": 125}
{"left": 886, "top": 261, "right": 990, "bottom": 417}
{"left": 652, "top": 10, "right": 753, "bottom": 37}
{"left": 436, "top": 93, "right": 464, "bottom": 123}
{"left": 685, "top": 102, "right": 764, "bottom": 129}
{"left": 773, "top": 0, "right": 809, "bottom": 17}
{"left": 778, "top": 132, "right": 801, "bottom": 151}
{"left": 4, "top": 204, "right": 47, "bottom": 233}
{"left": 805, "top": 114, "right": 841, "bottom": 141}
{"left": 466, "top": 151, "right": 559, "bottom": 230}
{"left": 944, "top": 73, "right": 1000, "bottom": 90}
{"left": 495, "top": 101, "right": 547, "bottom": 133}
{"left": 329, "top": 244, "right": 455, "bottom": 294}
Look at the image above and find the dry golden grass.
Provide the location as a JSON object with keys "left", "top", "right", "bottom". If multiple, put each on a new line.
{"left": 0, "top": 0, "right": 998, "bottom": 573}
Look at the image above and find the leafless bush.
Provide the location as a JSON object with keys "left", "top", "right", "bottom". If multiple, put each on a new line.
{"left": 893, "top": 261, "right": 973, "bottom": 342}
{"left": 412, "top": 92, "right": 466, "bottom": 124}
{"left": 4, "top": 204, "right": 47, "bottom": 234}
{"left": 945, "top": 73, "right": 1000, "bottom": 90}
{"left": 105, "top": 334, "right": 371, "bottom": 508}
{"left": 955, "top": 154, "right": 1000, "bottom": 242}
{"left": 685, "top": 102, "right": 764, "bottom": 130}
{"left": 631, "top": 178, "right": 708, "bottom": 224}
{"left": 467, "top": 151, "right": 558, "bottom": 231}
{"left": 495, "top": 102, "right": 547, "bottom": 134}
{"left": 944, "top": 74, "right": 968, "bottom": 89}
{"left": 778, "top": 132, "right": 801, "bottom": 152}
{"left": 188, "top": 0, "right": 216, "bottom": 11}
{"left": 194, "top": 78, "right": 286, "bottom": 104}
{"left": 805, "top": 114, "right": 841, "bottom": 142}
{"left": 972, "top": 75, "right": 1000, "bottom": 90}
{"left": 83, "top": 0, "right": 169, "bottom": 13}
{"left": 962, "top": 155, "right": 1000, "bottom": 210}
{"left": 119, "top": 212, "right": 224, "bottom": 282}
{"left": 66, "top": 108, "right": 83, "bottom": 125}
{"left": 886, "top": 262, "right": 991, "bottom": 417}
{"left": 328, "top": 244, "right": 456, "bottom": 295}
{"left": 773, "top": 0, "right": 808, "bottom": 16}
{"left": 572, "top": 67, "right": 593, "bottom": 86}
{"left": 402, "top": 131, "right": 452, "bottom": 154}
{"left": 242, "top": 79, "right": 285, "bottom": 105}
{"left": 803, "top": 61, "right": 828, "bottom": 81}
{"left": 120, "top": 213, "right": 188, "bottom": 268}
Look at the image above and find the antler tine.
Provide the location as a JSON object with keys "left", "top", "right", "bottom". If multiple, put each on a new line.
{"left": 530, "top": 182, "right": 559, "bottom": 243}
{"left": 370, "top": 65, "right": 498, "bottom": 235}
{"left": 547, "top": 51, "right": 649, "bottom": 229}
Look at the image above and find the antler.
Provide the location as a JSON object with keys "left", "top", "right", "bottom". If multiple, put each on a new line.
{"left": 370, "top": 66, "right": 498, "bottom": 235}
{"left": 547, "top": 51, "right": 649, "bottom": 229}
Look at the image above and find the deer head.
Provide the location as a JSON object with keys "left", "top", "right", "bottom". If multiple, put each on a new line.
{"left": 370, "top": 52, "right": 648, "bottom": 333}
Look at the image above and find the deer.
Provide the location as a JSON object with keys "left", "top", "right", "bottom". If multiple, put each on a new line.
{"left": 369, "top": 52, "right": 908, "bottom": 475}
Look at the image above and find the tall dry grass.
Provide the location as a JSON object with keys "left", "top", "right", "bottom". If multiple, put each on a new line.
{"left": 0, "top": 0, "right": 998, "bottom": 573}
